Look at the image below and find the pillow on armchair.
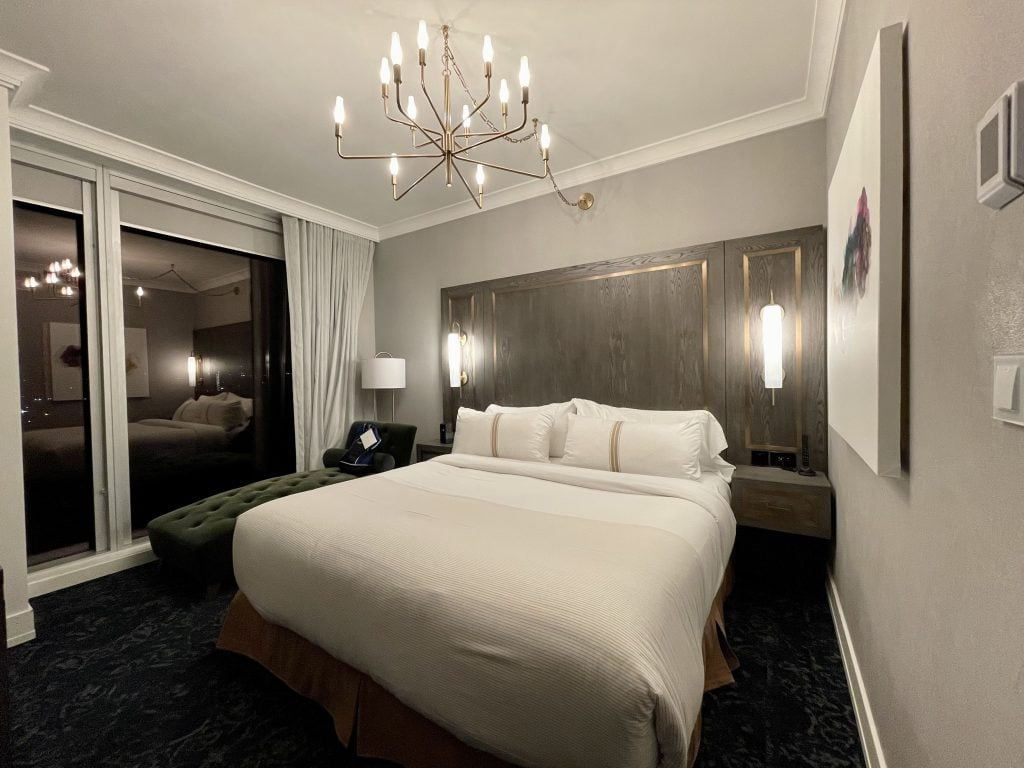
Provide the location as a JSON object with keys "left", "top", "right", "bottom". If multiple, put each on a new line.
{"left": 322, "top": 420, "right": 417, "bottom": 473}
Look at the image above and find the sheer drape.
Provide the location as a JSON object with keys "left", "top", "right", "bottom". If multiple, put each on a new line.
{"left": 283, "top": 217, "right": 373, "bottom": 470}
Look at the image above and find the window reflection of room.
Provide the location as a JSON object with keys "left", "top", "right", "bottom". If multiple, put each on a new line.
{"left": 13, "top": 203, "right": 96, "bottom": 566}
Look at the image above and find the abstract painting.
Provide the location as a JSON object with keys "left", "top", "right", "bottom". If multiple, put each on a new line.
{"left": 45, "top": 323, "right": 150, "bottom": 400}
{"left": 827, "top": 23, "right": 904, "bottom": 477}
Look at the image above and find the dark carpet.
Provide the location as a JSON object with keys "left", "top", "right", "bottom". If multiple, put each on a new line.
{"left": 9, "top": 530, "right": 864, "bottom": 768}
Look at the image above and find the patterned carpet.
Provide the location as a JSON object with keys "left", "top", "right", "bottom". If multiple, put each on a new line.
{"left": 9, "top": 530, "right": 863, "bottom": 768}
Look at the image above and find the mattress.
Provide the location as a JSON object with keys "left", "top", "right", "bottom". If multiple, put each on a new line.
{"left": 232, "top": 454, "right": 736, "bottom": 768}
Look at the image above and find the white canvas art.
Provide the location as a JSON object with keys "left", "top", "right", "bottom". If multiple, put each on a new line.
{"left": 45, "top": 323, "right": 150, "bottom": 400}
{"left": 827, "top": 23, "right": 904, "bottom": 477}
{"left": 46, "top": 322, "right": 85, "bottom": 401}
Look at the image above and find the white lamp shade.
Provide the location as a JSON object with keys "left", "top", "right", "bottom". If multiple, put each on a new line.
{"left": 760, "top": 303, "right": 785, "bottom": 389}
{"left": 362, "top": 357, "right": 406, "bottom": 390}
{"left": 187, "top": 354, "right": 198, "bottom": 387}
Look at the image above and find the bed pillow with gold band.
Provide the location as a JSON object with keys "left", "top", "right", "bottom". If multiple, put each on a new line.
{"left": 571, "top": 398, "right": 733, "bottom": 480}
{"left": 452, "top": 407, "right": 554, "bottom": 463}
{"left": 484, "top": 401, "right": 575, "bottom": 457}
{"left": 560, "top": 413, "right": 704, "bottom": 480}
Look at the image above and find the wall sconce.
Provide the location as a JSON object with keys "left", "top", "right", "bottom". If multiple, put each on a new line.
{"left": 187, "top": 352, "right": 203, "bottom": 395}
{"left": 447, "top": 322, "right": 468, "bottom": 388}
{"left": 361, "top": 352, "right": 406, "bottom": 421}
{"left": 761, "top": 291, "right": 785, "bottom": 405}
{"left": 135, "top": 285, "right": 145, "bottom": 306}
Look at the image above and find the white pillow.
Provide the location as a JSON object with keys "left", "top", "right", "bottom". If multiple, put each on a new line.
{"left": 452, "top": 407, "right": 553, "bottom": 463}
{"left": 485, "top": 401, "right": 575, "bottom": 457}
{"left": 173, "top": 398, "right": 246, "bottom": 431}
{"left": 561, "top": 414, "right": 703, "bottom": 480}
{"left": 200, "top": 391, "right": 254, "bottom": 420}
{"left": 571, "top": 398, "right": 733, "bottom": 479}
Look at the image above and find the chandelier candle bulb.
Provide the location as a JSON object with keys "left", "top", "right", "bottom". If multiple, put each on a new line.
{"left": 519, "top": 56, "right": 530, "bottom": 104}
{"left": 417, "top": 20, "right": 429, "bottom": 51}
{"left": 406, "top": 95, "right": 417, "bottom": 121}
{"left": 333, "top": 96, "right": 345, "bottom": 136}
{"left": 540, "top": 122, "right": 551, "bottom": 161}
{"left": 462, "top": 104, "right": 471, "bottom": 132}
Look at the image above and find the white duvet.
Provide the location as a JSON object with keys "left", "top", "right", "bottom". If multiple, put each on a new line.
{"left": 233, "top": 454, "right": 735, "bottom": 768}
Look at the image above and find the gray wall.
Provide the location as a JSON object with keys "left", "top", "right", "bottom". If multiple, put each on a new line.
{"left": 194, "top": 278, "right": 251, "bottom": 329}
{"left": 826, "top": 2, "right": 1024, "bottom": 766}
{"left": 375, "top": 120, "right": 827, "bottom": 441}
{"left": 121, "top": 285, "right": 196, "bottom": 421}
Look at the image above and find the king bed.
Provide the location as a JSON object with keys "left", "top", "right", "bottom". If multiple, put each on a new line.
{"left": 219, "top": 399, "right": 738, "bottom": 768}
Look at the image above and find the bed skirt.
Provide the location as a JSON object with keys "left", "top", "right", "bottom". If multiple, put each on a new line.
{"left": 217, "top": 569, "right": 737, "bottom": 768}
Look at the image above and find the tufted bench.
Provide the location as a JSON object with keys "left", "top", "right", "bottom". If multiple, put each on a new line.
{"left": 147, "top": 467, "right": 355, "bottom": 590}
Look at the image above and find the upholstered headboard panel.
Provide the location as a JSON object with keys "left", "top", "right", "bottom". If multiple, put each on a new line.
{"left": 440, "top": 226, "right": 826, "bottom": 470}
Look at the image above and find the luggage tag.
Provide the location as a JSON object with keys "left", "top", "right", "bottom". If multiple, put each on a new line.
{"left": 360, "top": 428, "right": 378, "bottom": 450}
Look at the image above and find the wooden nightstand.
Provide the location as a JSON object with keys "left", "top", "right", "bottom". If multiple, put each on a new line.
{"left": 730, "top": 465, "right": 833, "bottom": 539}
{"left": 416, "top": 440, "right": 454, "bottom": 462}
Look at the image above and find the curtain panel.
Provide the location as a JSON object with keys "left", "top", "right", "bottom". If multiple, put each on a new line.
{"left": 283, "top": 217, "right": 373, "bottom": 470}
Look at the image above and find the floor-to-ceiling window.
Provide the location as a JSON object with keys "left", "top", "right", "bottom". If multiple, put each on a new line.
{"left": 13, "top": 203, "right": 97, "bottom": 565}
{"left": 12, "top": 151, "right": 293, "bottom": 585}
{"left": 116, "top": 229, "right": 294, "bottom": 535}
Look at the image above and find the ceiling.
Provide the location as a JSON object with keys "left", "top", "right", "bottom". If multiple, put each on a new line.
{"left": 0, "top": 1, "right": 843, "bottom": 238}
{"left": 13, "top": 206, "right": 251, "bottom": 293}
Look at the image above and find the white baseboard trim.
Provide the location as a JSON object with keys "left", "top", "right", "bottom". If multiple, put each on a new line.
{"left": 826, "top": 570, "right": 888, "bottom": 768}
{"left": 28, "top": 541, "right": 156, "bottom": 599}
{"left": 5, "top": 605, "right": 36, "bottom": 648}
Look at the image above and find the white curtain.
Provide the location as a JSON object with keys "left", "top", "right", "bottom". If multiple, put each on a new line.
{"left": 283, "top": 216, "right": 374, "bottom": 470}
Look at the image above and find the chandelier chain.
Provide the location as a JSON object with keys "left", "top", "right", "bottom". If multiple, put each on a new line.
{"left": 444, "top": 28, "right": 583, "bottom": 207}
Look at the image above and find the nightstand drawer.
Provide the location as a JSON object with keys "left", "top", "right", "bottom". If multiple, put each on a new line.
{"left": 733, "top": 482, "right": 832, "bottom": 539}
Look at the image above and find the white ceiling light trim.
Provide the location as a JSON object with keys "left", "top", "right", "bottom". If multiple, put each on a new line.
{"left": 8, "top": 101, "right": 380, "bottom": 242}
{"left": 378, "top": 95, "right": 822, "bottom": 240}
{"left": 377, "top": 0, "right": 847, "bottom": 240}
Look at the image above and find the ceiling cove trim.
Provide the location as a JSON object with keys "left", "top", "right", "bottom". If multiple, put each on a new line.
{"left": 377, "top": 0, "right": 847, "bottom": 240}
{"left": 0, "top": 49, "right": 49, "bottom": 106}
{"left": 9, "top": 104, "right": 381, "bottom": 242}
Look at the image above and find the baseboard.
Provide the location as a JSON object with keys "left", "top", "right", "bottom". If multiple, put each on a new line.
{"left": 5, "top": 605, "right": 36, "bottom": 648}
{"left": 28, "top": 540, "right": 156, "bottom": 599}
{"left": 826, "top": 570, "right": 888, "bottom": 768}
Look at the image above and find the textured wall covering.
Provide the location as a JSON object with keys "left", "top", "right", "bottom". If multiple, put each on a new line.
{"left": 826, "top": 2, "right": 1024, "bottom": 766}
{"left": 374, "top": 121, "right": 827, "bottom": 442}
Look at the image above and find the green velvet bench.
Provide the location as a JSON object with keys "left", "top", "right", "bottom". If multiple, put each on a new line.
{"left": 147, "top": 420, "right": 416, "bottom": 591}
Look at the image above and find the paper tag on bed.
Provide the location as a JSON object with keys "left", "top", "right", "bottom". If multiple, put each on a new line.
{"left": 359, "top": 429, "right": 377, "bottom": 449}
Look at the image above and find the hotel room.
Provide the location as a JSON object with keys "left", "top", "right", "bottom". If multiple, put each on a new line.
{"left": 0, "top": 2, "right": 1021, "bottom": 767}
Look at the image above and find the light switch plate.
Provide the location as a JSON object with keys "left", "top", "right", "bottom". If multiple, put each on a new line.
{"left": 993, "top": 355, "right": 1024, "bottom": 426}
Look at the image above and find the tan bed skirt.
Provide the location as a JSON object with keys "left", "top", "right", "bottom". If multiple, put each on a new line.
{"left": 217, "top": 568, "right": 737, "bottom": 768}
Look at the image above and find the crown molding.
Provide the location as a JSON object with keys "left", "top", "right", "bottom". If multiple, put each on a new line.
{"left": 378, "top": 97, "right": 823, "bottom": 240}
{"left": 3, "top": 0, "right": 845, "bottom": 242}
{"left": 0, "top": 48, "right": 49, "bottom": 107}
{"left": 9, "top": 105, "right": 381, "bottom": 242}
{"left": 377, "top": 0, "right": 846, "bottom": 240}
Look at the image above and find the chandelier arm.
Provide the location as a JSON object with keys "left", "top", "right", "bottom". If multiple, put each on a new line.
{"left": 394, "top": 156, "right": 447, "bottom": 201}
{"left": 452, "top": 103, "right": 530, "bottom": 156}
{"left": 450, "top": 159, "right": 483, "bottom": 209}
{"left": 460, "top": 155, "right": 550, "bottom": 180}
{"left": 461, "top": 75, "right": 492, "bottom": 125}
{"left": 418, "top": 64, "right": 446, "bottom": 132}
{"left": 395, "top": 79, "right": 445, "bottom": 153}
{"left": 383, "top": 101, "right": 441, "bottom": 137}
{"left": 336, "top": 137, "right": 443, "bottom": 161}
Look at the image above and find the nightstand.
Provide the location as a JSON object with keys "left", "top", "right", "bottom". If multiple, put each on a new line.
{"left": 730, "top": 465, "right": 833, "bottom": 539}
{"left": 415, "top": 440, "right": 454, "bottom": 462}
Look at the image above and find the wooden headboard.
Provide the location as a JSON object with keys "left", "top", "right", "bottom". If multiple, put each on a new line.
{"left": 440, "top": 226, "right": 826, "bottom": 470}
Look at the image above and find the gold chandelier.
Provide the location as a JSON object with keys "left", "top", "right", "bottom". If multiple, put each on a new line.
{"left": 332, "top": 23, "right": 593, "bottom": 211}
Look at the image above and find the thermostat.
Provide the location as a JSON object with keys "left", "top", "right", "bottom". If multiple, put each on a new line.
{"left": 977, "top": 82, "right": 1024, "bottom": 209}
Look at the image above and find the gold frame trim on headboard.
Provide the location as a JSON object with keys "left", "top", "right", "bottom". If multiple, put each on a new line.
{"left": 489, "top": 258, "right": 711, "bottom": 408}
{"left": 742, "top": 246, "right": 803, "bottom": 452}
